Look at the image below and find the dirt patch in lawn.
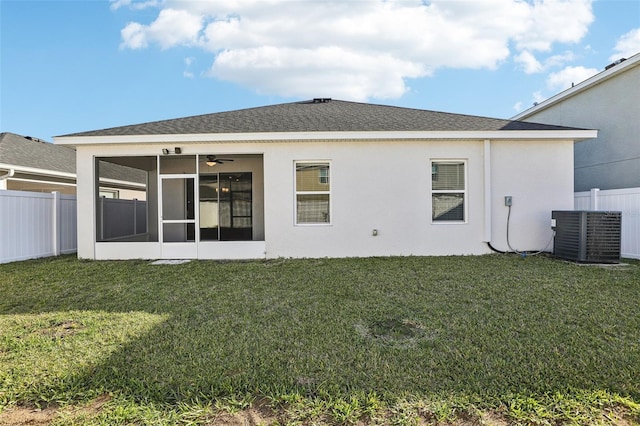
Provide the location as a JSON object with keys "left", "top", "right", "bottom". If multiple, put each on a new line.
{"left": 1, "top": 400, "right": 636, "bottom": 425}
{"left": 0, "top": 406, "right": 58, "bottom": 425}
{"left": 37, "top": 320, "right": 83, "bottom": 340}
{"left": 207, "top": 405, "right": 279, "bottom": 425}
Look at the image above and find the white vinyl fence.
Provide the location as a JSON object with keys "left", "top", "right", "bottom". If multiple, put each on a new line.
{"left": 0, "top": 190, "right": 77, "bottom": 264}
{"left": 575, "top": 187, "right": 640, "bottom": 259}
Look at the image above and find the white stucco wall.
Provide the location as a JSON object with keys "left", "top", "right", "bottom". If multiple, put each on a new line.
{"left": 73, "top": 138, "right": 574, "bottom": 260}
{"left": 263, "top": 139, "right": 573, "bottom": 258}
{"left": 489, "top": 140, "right": 574, "bottom": 253}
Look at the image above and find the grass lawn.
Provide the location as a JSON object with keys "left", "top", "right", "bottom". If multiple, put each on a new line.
{"left": 0, "top": 254, "right": 639, "bottom": 425}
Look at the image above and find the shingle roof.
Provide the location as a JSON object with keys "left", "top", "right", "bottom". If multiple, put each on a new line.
{"left": 0, "top": 132, "right": 145, "bottom": 183}
{"left": 0, "top": 132, "right": 76, "bottom": 173}
{"left": 60, "top": 99, "right": 583, "bottom": 137}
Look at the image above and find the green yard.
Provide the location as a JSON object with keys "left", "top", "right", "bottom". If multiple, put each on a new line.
{"left": 0, "top": 254, "right": 638, "bottom": 425}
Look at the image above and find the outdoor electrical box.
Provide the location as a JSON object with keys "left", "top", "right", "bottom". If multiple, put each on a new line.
{"left": 552, "top": 210, "right": 621, "bottom": 263}
{"left": 504, "top": 196, "right": 512, "bottom": 206}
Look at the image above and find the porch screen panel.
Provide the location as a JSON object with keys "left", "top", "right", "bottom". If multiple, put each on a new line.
{"left": 95, "top": 156, "right": 153, "bottom": 242}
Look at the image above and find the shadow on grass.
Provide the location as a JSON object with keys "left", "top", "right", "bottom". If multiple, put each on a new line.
{"left": 1, "top": 254, "right": 639, "bottom": 406}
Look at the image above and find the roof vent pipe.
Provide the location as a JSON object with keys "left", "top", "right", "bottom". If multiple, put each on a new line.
{"left": 605, "top": 58, "right": 626, "bottom": 70}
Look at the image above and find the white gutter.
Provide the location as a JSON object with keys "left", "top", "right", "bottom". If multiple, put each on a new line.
{"left": 55, "top": 129, "right": 598, "bottom": 145}
{"left": 99, "top": 177, "right": 146, "bottom": 190}
{"left": 0, "top": 163, "right": 76, "bottom": 180}
{"left": 0, "top": 168, "right": 15, "bottom": 180}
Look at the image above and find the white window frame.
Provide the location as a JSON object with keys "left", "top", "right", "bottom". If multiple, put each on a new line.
{"left": 431, "top": 159, "right": 467, "bottom": 224}
{"left": 294, "top": 160, "right": 332, "bottom": 226}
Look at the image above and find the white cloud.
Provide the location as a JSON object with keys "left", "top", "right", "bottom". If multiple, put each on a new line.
{"left": 183, "top": 57, "right": 195, "bottom": 78}
{"left": 210, "top": 46, "right": 425, "bottom": 100}
{"left": 120, "top": 22, "right": 148, "bottom": 49}
{"left": 116, "top": 0, "right": 595, "bottom": 100}
{"left": 513, "top": 101, "right": 524, "bottom": 112}
{"left": 110, "top": 0, "right": 160, "bottom": 11}
{"left": 514, "top": 0, "right": 593, "bottom": 51}
{"left": 515, "top": 51, "right": 543, "bottom": 74}
{"left": 610, "top": 28, "right": 640, "bottom": 61}
{"left": 546, "top": 65, "right": 599, "bottom": 91}
{"left": 533, "top": 91, "right": 546, "bottom": 104}
{"left": 515, "top": 50, "right": 576, "bottom": 74}
{"left": 121, "top": 8, "right": 203, "bottom": 50}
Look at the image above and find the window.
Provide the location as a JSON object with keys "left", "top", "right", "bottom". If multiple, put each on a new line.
{"left": 431, "top": 161, "right": 466, "bottom": 222}
{"left": 319, "top": 168, "right": 329, "bottom": 184}
{"left": 295, "top": 162, "right": 330, "bottom": 224}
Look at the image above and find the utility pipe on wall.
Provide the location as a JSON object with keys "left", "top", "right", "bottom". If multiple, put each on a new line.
{"left": 483, "top": 140, "right": 492, "bottom": 242}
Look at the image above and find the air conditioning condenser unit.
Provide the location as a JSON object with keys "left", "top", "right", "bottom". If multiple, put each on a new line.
{"left": 552, "top": 210, "right": 621, "bottom": 263}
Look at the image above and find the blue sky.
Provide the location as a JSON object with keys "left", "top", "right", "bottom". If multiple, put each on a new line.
{"left": 1, "top": 0, "right": 639, "bottom": 141}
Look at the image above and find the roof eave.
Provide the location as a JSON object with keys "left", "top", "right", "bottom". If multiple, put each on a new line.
{"left": 55, "top": 129, "right": 598, "bottom": 145}
{"left": 512, "top": 53, "right": 640, "bottom": 120}
{"left": 0, "top": 162, "right": 76, "bottom": 179}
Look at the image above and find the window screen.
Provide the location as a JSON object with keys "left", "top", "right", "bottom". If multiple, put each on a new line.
{"left": 432, "top": 161, "right": 465, "bottom": 222}
{"left": 295, "top": 162, "right": 330, "bottom": 224}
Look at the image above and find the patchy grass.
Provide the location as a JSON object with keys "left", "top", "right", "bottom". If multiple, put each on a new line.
{"left": 0, "top": 254, "right": 639, "bottom": 424}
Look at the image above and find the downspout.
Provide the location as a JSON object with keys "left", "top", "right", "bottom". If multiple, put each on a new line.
{"left": 483, "top": 140, "right": 505, "bottom": 253}
{"left": 0, "top": 169, "right": 15, "bottom": 180}
{"left": 0, "top": 169, "right": 15, "bottom": 190}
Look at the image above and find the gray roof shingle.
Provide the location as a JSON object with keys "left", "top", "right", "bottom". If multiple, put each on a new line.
{"left": 60, "top": 99, "right": 584, "bottom": 137}
{"left": 0, "top": 132, "right": 76, "bottom": 173}
{"left": 0, "top": 132, "right": 146, "bottom": 183}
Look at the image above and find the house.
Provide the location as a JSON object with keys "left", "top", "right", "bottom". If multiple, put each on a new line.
{"left": 512, "top": 52, "right": 640, "bottom": 192}
{"left": 0, "top": 132, "right": 147, "bottom": 198}
{"left": 1, "top": 132, "right": 77, "bottom": 194}
{"left": 54, "top": 99, "right": 596, "bottom": 260}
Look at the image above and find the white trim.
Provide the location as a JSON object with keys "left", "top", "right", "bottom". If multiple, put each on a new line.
{"left": 513, "top": 53, "right": 640, "bottom": 120}
{"left": 0, "top": 162, "right": 75, "bottom": 179}
{"left": 55, "top": 130, "right": 598, "bottom": 145}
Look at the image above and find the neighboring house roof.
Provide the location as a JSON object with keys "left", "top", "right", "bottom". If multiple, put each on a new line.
{"left": 512, "top": 53, "right": 640, "bottom": 120}
{"left": 0, "top": 132, "right": 75, "bottom": 175}
{"left": 0, "top": 132, "right": 146, "bottom": 184}
{"left": 59, "top": 99, "right": 586, "bottom": 138}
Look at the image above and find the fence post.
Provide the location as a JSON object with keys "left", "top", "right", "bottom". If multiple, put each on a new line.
{"left": 590, "top": 188, "right": 600, "bottom": 211}
{"left": 52, "top": 191, "right": 61, "bottom": 256}
{"left": 99, "top": 196, "right": 104, "bottom": 241}
{"left": 133, "top": 199, "right": 138, "bottom": 235}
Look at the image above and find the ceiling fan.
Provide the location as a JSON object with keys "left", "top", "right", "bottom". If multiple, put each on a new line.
{"left": 205, "top": 155, "right": 234, "bottom": 166}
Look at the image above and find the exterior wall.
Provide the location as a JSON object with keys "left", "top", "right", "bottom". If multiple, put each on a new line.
{"left": 7, "top": 179, "right": 76, "bottom": 195}
{"left": 74, "top": 138, "right": 574, "bottom": 260}
{"left": 489, "top": 140, "right": 574, "bottom": 252}
{"left": 264, "top": 139, "right": 573, "bottom": 258}
{"left": 517, "top": 61, "right": 640, "bottom": 191}
{"left": 264, "top": 140, "right": 487, "bottom": 257}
